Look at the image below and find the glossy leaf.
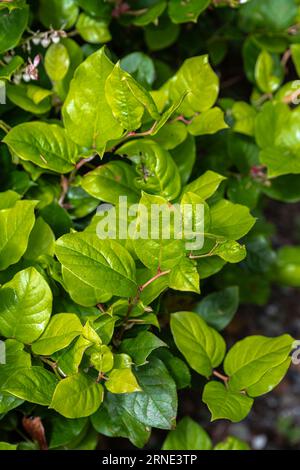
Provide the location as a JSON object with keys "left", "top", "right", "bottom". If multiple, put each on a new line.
{"left": 50, "top": 373, "right": 104, "bottom": 418}
{"left": 55, "top": 231, "right": 137, "bottom": 305}
{"left": 63, "top": 47, "right": 123, "bottom": 153}
{"left": 202, "top": 381, "right": 254, "bottom": 422}
{"left": 224, "top": 334, "right": 294, "bottom": 396}
{"left": 170, "top": 312, "right": 226, "bottom": 378}
{"left": 162, "top": 416, "right": 212, "bottom": 450}
{"left": 0, "top": 267, "right": 52, "bottom": 343}
{"left": 3, "top": 122, "right": 79, "bottom": 173}
{"left": 31, "top": 313, "right": 83, "bottom": 355}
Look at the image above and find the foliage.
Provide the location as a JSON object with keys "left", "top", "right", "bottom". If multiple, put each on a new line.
{"left": 0, "top": 0, "right": 299, "bottom": 451}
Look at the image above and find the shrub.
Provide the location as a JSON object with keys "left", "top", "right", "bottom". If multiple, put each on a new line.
{"left": 0, "top": 0, "right": 299, "bottom": 451}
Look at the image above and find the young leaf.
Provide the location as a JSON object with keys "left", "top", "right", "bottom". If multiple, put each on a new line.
{"left": 3, "top": 123, "right": 79, "bottom": 173}
{"left": 0, "top": 200, "right": 36, "bottom": 270}
{"left": 202, "top": 381, "right": 254, "bottom": 422}
{"left": 210, "top": 199, "right": 256, "bottom": 240}
{"left": 214, "top": 436, "right": 250, "bottom": 450}
{"left": 82, "top": 161, "right": 140, "bottom": 204}
{"left": 55, "top": 232, "right": 137, "bottom": 305}
{"left": 31, "top": 313, "right": 83, "bottom": 355}
{"left": 170, "top": 312, "right": 226, "bottom": 378}
{"left": 63, "top": 47, "right": 123, "bottom": 153}
{"left": 214, "top": 240, "right": 247, "bottom": 263}
{"left": 105, "top": 62, "right": 146, "bottom": 131}
{"left": 50, "top": 373, "right": 104, "bottom": 418}
{"left": 132, "top": 192, "right": 185, "bottom": 271}
{"left": 183, "top": 170, "right": 226, "bottom": 200}
{"left": 169, "top": 55, "right": 219, "bottom": 117}
{"left": 187, "top": 108, "right": 228, "bottom": 136}
{"left": 3, "top": 367, "right": 58, "bottom": 406}
{"left": 45, "top": 43, "right": 70, "bottom": 81}
{"left": 76, "top": 13, "right": 111, "bottom": 44}
{"left": 168, "top": 257, "right": 200, "bottom": 294}
{"left": 117, "top": 139, "right": 181, "bottom": 201}
{"left": 224, "top": 334, "right": 294, "bottom": 396}
{"left": 0, "top": 267, "right": 52, "bottom": 343}
{"left": 105, "top": 369, "right": 141, "bottom": 394}
{"left": 162, "top": 416, "right": 212, "bottom": 450}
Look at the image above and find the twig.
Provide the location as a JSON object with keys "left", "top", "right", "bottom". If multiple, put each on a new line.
{"left": 213, "top": 370, "right": 229, "bottom": 383}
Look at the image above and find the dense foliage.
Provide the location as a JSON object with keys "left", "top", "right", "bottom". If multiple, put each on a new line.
{"left": 0, "top": 0, "right": 299, "bottom": 451}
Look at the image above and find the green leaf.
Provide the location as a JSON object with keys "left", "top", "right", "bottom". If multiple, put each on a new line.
{"left": 0, "top": 6, "right": 29, "bottom": 54}
{"left": 82, "top": 161, "right": 140, "bottom": 204}
{"left": 57, "top": 335, "right": 92, "bottom": 376}
{"left": 39, "top": 0, "right": 79, "bottom": 29}
{"left": 120, "top": 331, "right": 167, "bottom": 366}
{"left": 0, "top": 55, "right": 23, "bottom": 80}
{"left": 194, "top": 286, "right": 239, "bottom": 331}
{"left": 120, "top": 52, "right": 155, "bottom": 89}
{"left": 183, "top": 170, "right": 226, "bottom": 200}
{"left": 210, "top": 199, "right": 256, "bottom": 240}
{"left": 0, "top": 0, "right": 26, "bottom": 12}
{"left": 155, "top": 349, "right": 191, "bottom": 390}
{"left": 153, "top": 121, "right": 187, "bottom": 150}
{"left": 255, "top": 50, "right": 283, "bottom": 94}
{"left": 255, "top": 102, "right": 300, "bottom": 178}
{"left": 24, "top": 217, "right": 55, "bottom": 261}
{"left": 105, "top": 62, "right": 158, "bottom": 131}
{"left": 31, "top": 313, "right": 83, "bottom": 355}
{"left": 188, "top": 107, "right": 228, "bottom": 136}
{"left": 170, "top": 55, "right": 219, "bottom": 117}
{"left": 291, "top": 44, "right": 300, "bottom": 77}
{"left": 214, "top": 436, "right": 250, "bottom": 450}
{"left": 49, "top": 416, "right": 88, "bottom": 449}
{"left": 168, "top": 257, "right": 200, "bottom": 294}
{"left": 170, "top": 312, "right": 226, "bottom": 378}
{"left": 171, "top": 135, "right": 196, "bottom": 185}
{"left": 76, "top": 13, "right": 111, "bottom": 44}
{"left": 94, "top": 357, "right": 177, "bottom": 431}
{"left": 168, "top": 0, "right": 210, "bottom": 24}
{"left": 3, "top": 122, "right": 78, "bottom": 173}
{"left": 45, "top": 43, "right": 70, "bottom": 82}
{"left": 132, "top": 192, "right": 185, "bottom": 271}
{"left": 275, "top": 246, "right": 300, "bottom": 287}
{"left": 91, "top": 393, "right": 151, "bottom": 448}
{"left": 6, "top": 83, "right": 52, "bottom": 114}
{"left": 106, "top": 368, "right": 141, "bottom": 394}
{"left": 0, "top": 267, "right": 52, "bottom": 343}
{"left": 214, "top": 240, "right": 247, "bottom": 263}
{"left": 239, "top": 0, "right": 297, "bottom": 33}
{"left": 224, "top": 334, "right": 294, "bottom": 396}
{"left": 51, "top": 373, "right": 103, "bottom": 418}
{"left": 0, "top": 442, "right": 17, "bottom": 450}
{"left": 5, "top": 339, "right": 31, "bottom": 367}
{"left": 133, "top": 1, "right": 166, "bottom": 26}
{"left": 63, "top": 47, "right": 123, "bottom": 153}
{"left": 3, "top": 367, "right": 58, "bottom": 405}
{"left": 162, "top": 416, "right": 212, "bottom": 450}
{"left": 55, "top": 231, "right": 137, "bottom": 305}
{"left": 232, "top": 101, "right": 256, "bottom": 137}
{"left": 145, "top": 19, "right": 179, "bottom": 51}
{"left": 150, "top": 93, "right": 187, "bottom": 135}
{"left": 0, "top": 190, "right": 20, "bottom": 210}
{"left": 202, "top": 381, "right": 254, "bottom": 422}
{"left": 117, "top": 139, "right": 181, "bottom": 200}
